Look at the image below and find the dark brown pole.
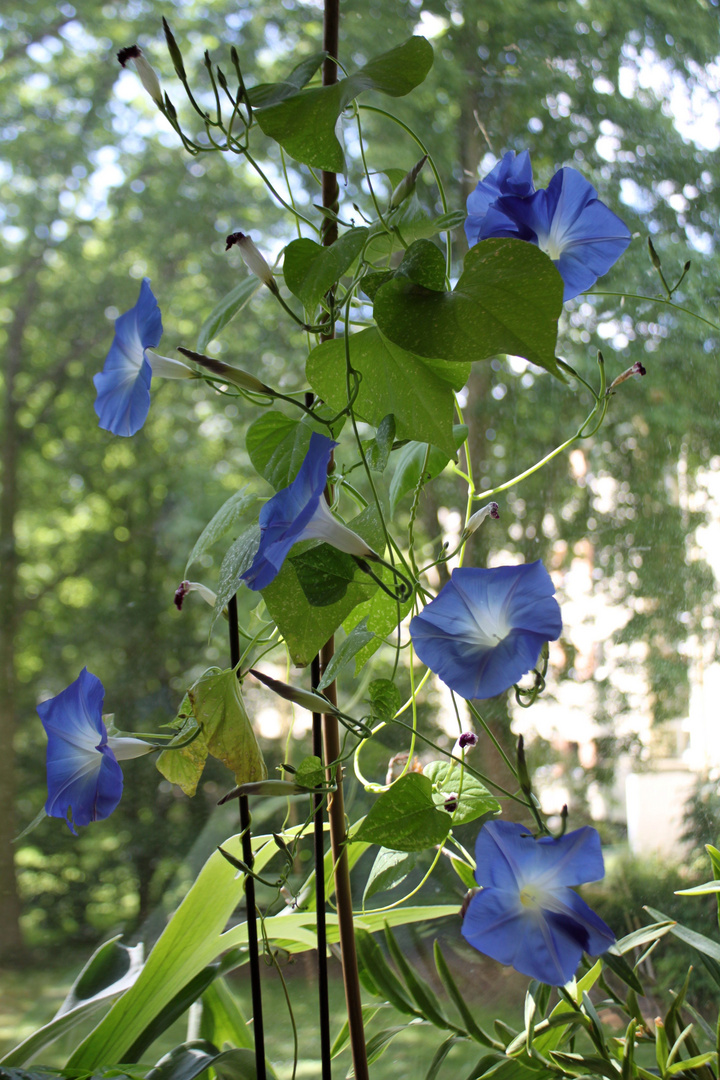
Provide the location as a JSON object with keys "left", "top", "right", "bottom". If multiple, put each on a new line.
{"left": 319, "top": 4, "right": 369, "bottom": 1076}
{"left": 228, "top": 595, "right": 266, "bottom": 1080}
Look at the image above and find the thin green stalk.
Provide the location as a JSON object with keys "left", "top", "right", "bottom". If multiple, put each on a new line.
{"left": 244, "top": 152, "right": 320, "bottom": 232}
{"left": 590, "top": 289, "right": 720, "bottom": 332}
{"left": 465, "top": 700, "right": 518, "bottom": 781}
{"left": 471, "top": 396, "right": 608, "bottom": 504}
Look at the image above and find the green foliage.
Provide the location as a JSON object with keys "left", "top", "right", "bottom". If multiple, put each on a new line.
{"left": 6, "top": 0, "right": 720, "bottom": 1078}
{"left": 373, "top": 239, "right": 564, "bottom": 375}
{"left": 307, "top": 327, "right": 471, "bottom": 456}
{"left": 354, "top": 774, "right": 453, "bottom": 851}
{"left": 255, "top": 36, "right": 434, "bottom": 169}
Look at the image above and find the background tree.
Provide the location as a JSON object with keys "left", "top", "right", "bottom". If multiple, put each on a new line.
{"left": 2, "top": 0, "right": 719, "bottom": 964}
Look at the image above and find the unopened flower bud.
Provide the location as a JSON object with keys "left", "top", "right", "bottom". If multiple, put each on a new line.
{"left": 444, "top": 795, "right": 459, "bottom": 813}
{"left": 177, "top": 347, "right": 273, "bottom": 394}
{"left": 462, "top": 501, "right": 500, "bottom": 541}
{"left": 117, "top": 45, "right": 163, "bottom": 108}
{"left": 608, "top": 361, "right": 647, "bottom": 391}
{"left": 226, "top": 232, "right": 279, "bottom": 295}
{"left": 647, "top": 236, "right": 662, "bottom": 270}
{"left": 250, "top": 669, "right": 338, "bottom": 716}
{"left": 174, "top": 580, "right": 217, "bottom": 611}
{"left": 389, "top": 155, "right": 428, "bottom": 210}
{"left": 458, "top": 731, "right": 478, "bottom": 750}
{"left": 162, "top": 17, "right": 187, "bottom": 81}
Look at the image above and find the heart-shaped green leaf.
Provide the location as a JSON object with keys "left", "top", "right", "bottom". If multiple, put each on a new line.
{"left": 423, "top": 761, "right": 501, "bottom": 826}
{"left": 284, "top": 228, "right": 368, "bottom": 312}
{"left": 306, "top": 327, "right": 469, "bottom": 457}
{"left": 353, "top": 773, "right": 450, "bottom": 852}
{"left": 261, "top": 506, "right": 384, "bottom": 666}
{"left": 255, "top": 37, "right": 433, "bottom": 170}
{"left": 373, "top": 237, "right": 563, "bottom": 375}
{"left": 246, "top": 409, "right": 344, "bottom": 491}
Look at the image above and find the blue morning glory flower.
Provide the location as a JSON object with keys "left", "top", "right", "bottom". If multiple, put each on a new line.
{"left": 464, "top": 150, "right": 535, "bottom": 248}
{"left": 93, "top": 279, "right": 193, "bottom": 438}
{"left": 38, "top": 667, "right": 150, "bottom": 833}
{"left": 462, "top": 820, "right": 615, "bottom": 985}
{"left": 242, "top": 432, "right": 376, "bottom": 591}
{"left": 94, "top": 278, "right": 162, "bottom": 437}
{"left": 408, "top": 561, "right": 562, "bottom": 699}
{"left": 465, "top": 157, "right": 631, "bottom": 301}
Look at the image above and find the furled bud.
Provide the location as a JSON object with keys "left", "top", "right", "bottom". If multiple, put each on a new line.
{"left": 226, "top": 232, "right": 279, "bottom": 295}
{"left": 608, "top": 361, "right": 647, "bottom": 391}
{"left": 177, "top": 347, "right": 273, "bottom": 394}
{"left": 458, "top": 731, "right": 478, "bottom": 750}
{"left": 462, "top": 501, "right": 500, "bottom": 542}
{"left": 117, "top": 45, "right": 163, "bottom": 108}
{"left": 647, "top": 236, "right": 662, "bottom": 270}
{"left": 162, "top": 17, "right": 187, "bottom": 81}
{"left": 174, "top": 580, "right": 217, "bottom": 611}
{"left": 249, "top": 669, "right": 339, "bottom": 716}
{"left": 389, "top": 155, "right": 428, "bottom": 210}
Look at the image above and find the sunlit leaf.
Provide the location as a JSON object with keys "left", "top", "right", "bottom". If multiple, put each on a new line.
{"left": 306, "top": 328, "right": 469, "bottom": 457}
{"left": 353, "top": 774, "right": 450, "bottom": 852}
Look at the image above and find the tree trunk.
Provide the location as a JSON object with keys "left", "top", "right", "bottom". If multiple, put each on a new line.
{"left": 0, "top": 281, "right": 37, "bottom": 964}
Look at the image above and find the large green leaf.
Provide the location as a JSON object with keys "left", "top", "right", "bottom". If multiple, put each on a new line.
{"left": 247, "top": 52, "right": 326, "bottom": 107}
{"left": 0, "top": 937, "right": 143, "bottom": 1066}
{"left": 198, "top": 978, "right": 253, "bottom": 1051}
{"left": 189, "top": 668, "right": 267, "bottom": 786}
{"left": 363, "top": 848, "right": 417, "bottom": 903}
{"left": 316, "top": 617, "right": 374, "bottom": 690}
{"left": 423, "top": 761, "right": 501, "bottom": 826}
{"left": 353, "top": 774, "right": 451, "bottom": 852}
{"left": 156, "top": 694, "right": 208, "bottom": 796}
{"left": 213, "top": 524, "right": 262, "bottom": 628}
{"left": 373, "top": 238, "right": 563, "bottom": 375}
{"left": 146, "top": 1041, "right": 274, "bottom": 1080}
{"left": 255, "top": 37, "right": 433, "bottom": 170}
{"left": 196, "top": 277, "right": 261, "bottom": 352}
{"left": 261, "top": 506, "right": 385, "bottom": 666}
{"left": 283, "top": 228, "right": 368, "bottom": 312}
{"left": 342, "top": 573, "right": 412, "bottom": 670}
{"left": 157, "top": 670, "right": 267, "bottom": 795}
{"left": 245, "top": 410, "right": 343, "bottom": 491}
{"left": 306, "top": 327, "right": 469, "bottom": 457}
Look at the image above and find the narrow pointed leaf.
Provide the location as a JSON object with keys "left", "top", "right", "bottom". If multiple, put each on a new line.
{"left": 197, "top": 278, "right": 261, "bottom": 351}
{"left": 185, "top": 489, "right": 256, "bottom": 573}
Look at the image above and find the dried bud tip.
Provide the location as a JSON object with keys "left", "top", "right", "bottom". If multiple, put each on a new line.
{"left": 463, "top": 501, "right": 501, "bottom": 539}
{"left": 174, "top": 581, "right": 190, "bottom": 610}
{"left": 458, "top": 731, "right": 478, "bottom": 749}
{"left": 225, "top": 231, "right": 246, "bottom": 251}
{"left": 608, "top": 361, "right": 647, "bottom": 390}
{"left": 117, "top": 45, "right": 141, "bottom": 67}
{"left": 226, "top": 231, "right": 278, "bottom": 293}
